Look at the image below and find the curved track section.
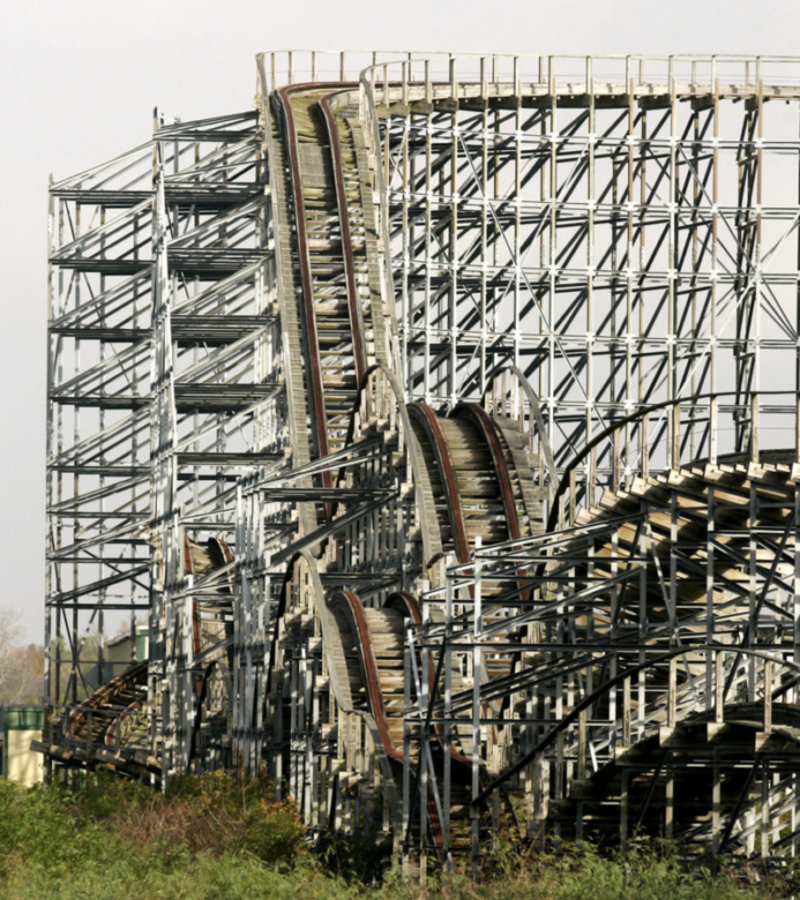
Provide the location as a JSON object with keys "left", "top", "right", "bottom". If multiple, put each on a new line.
{"left": 407, "top": 400, "right": 540, "bottom": 692}
{"left": 408, "top": 399, "right": 542, "bottom": 563}
{"left": 276, "top": 85, "right": 360, "bottom": 469}
{"left": 274, "top": 84, "right": 392, "bottom": 481}
{"left": 46, "top": 661, "right": 153, "bottom": 778}
{"left": 325, "top": 587, "right": 489, "bottom": 848}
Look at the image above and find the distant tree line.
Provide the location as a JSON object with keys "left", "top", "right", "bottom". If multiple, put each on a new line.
{"left": 0, "top": 609, "right": 43, "bottom": 707}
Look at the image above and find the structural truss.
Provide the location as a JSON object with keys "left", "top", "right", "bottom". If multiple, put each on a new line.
{"left": 42, "top": 52, "right": 800, "bottom": 871}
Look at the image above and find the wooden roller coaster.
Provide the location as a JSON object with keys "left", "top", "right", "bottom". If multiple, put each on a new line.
{"left": 43, "top": 51, "right": 800, "bottom": 874}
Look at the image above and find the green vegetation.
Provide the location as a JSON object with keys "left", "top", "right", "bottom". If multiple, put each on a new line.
{"left": 0, "top": 772, "right": 791, "bottom": 899}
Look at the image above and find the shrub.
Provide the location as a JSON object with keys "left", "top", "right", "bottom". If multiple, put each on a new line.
{"left": 244, "top": 797, "right": 306, "bottom": 869}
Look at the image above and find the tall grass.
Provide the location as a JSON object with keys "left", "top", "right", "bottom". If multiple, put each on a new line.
{"left": 0, "top": 773, "right": 790, "bottom": 899}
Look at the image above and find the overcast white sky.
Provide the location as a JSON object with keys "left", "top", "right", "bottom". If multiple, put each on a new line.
{"left": 1, "top": 0, "right": 799, "bottom": 644}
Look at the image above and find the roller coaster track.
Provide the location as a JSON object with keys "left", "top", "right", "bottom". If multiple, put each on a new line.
{"left": 264, "top": 81, "right": 546, "bottom": 850}
{"left": 272, "top": 85, "right": 393, "bottom": 505}
{"left": 40, "top": 535, "right": 234, "bottom": 780}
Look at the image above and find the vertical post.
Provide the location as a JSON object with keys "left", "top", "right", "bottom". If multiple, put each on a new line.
{"left": 622, "top": 675, "right": 631, "bottom": 749}
{"left": 449, "top": 55, "right": 459, "bottom": 407}
{"left": 668, "top": 656, "right": 677, "bottom": 729}
{"left": 44, "top": 173, "right": 56, "bottom": 780}
{"left": 419, "top": 602, "right": 429, "bottom": 882}
{"left": 672, "top": 401, "right": 681, "bottom": 470}
{"left": 751, "top": 392, "right": 759, "bottom": 463}
{"left": 620, "top": 768, "right": 629, "bottom": 848}
{"left": 586, "top": 56, "right": 596, "bottom": 488}
{"left": 712, "top": 750, "right": 722, "bottom": 853}
{"left": 707, "top": 487, "right": 716, "bottom": 710}
{"left": 761, "top": 759, "right": 770, "bottom": 859}
{"left": 479, "top": 55, "right": 488, "bottom": 396}
{"left": 471, "top": 536, "right": 483, "bottom": 874}
{"left": 402, "top": 633, "right": 411, "bottom": 875}
{"left": 710, "top": 395, "right": 718, "bottom": 465}
{"left": 665, "top": 750, "right": 674, "bottom": 841}
{"left": 443, "top": 558, "right": 454, "bottom": 869}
